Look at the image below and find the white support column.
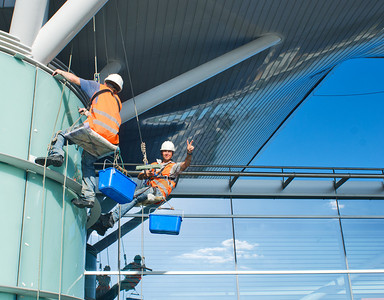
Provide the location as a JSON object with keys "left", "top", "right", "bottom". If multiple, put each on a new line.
{"left": 31, "top": 0, "right": 109, "bottom": 65}
{"left": 99, "top": 61, "right": 123, "bottom": 83}
{"left": 9, "top": 0, "right": 50, "bottom": 47}
{"left": 120, "top": 34, "right": 281, "bottom": 123}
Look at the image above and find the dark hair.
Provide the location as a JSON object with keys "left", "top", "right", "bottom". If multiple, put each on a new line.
{"left": 105, "top": 81, "right": 119, "bottom": 93}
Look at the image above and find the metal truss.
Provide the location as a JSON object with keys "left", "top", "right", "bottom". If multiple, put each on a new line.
{"left": 111, "top": 164, "right": 384, "bottom": 200}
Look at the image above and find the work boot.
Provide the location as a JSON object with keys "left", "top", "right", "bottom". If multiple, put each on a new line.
{"left": 35, "top": 155, "right": 64, "bottom": 167}
{"left": 71, "top": 198, "right": 94, "bottom": 208}
{"left": 90, "top": 219, "right": 108, "bottom": 236}
{"left": 146, "top": 193, "right": 164, "bottom": 204}
{"left": 99, "top": 212, "right": 114, "bottom": 228}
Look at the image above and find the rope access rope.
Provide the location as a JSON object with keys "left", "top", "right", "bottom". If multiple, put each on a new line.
{"left": 37, "top": 45, "right": 74, "bottom": 300}
{"left": 115, "top": 1, "right": 148, "bottom": 165}
{"left": 58, "top": 140, "right": 70, "bottom": 300}
{"left": 93, "top": 15, "right": 99, "bottom": 82}
{"left": 116, "top": 4, "right": 147, "bottom": 298}
{"left": 139, "top": 204, "right": 145, "bottom": 300}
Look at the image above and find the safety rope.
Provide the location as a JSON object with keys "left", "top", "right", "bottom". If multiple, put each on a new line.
{"left": 93, "top": 15, "right": 100, "bottom": 83}
{"left": 58, "top": 140, "right": 70, "bottom": 300}
{"left": 115, "top": 1, "right": 148, "bottom": 165}
{"left": 117, "top": 205, "right": 122, "bottom": 300}
{"left": 140, "top": 205, "right": 145, "bottom": 300}
{"left": 102, "top": 9, "right": 109, "bottom": 64}
{"left": 37, "top": 45, "right": 74, "bottom": 300}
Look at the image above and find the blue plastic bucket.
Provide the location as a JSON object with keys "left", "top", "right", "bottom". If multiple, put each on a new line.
{"left": 98, "top": 167, "right": 137, "bottom": 204}
{"left": 149, "top": 214, "right": 182, "bottom": 235}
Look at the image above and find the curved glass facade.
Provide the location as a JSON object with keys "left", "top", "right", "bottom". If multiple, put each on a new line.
{"left": 0, "top": 50, "right": 86, "bottom": 299}
{"left": 88, "top": 197, "right": 384, "bottom": 299}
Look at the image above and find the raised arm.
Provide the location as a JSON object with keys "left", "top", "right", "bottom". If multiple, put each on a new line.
{"left": 52, "top": 69, "right": 81, "bottom": 86}
{"left": 180, "top": 139, "right": 194, "bottom": 171}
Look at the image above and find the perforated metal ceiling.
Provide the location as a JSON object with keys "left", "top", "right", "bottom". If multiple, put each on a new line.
{"left": 3, "top": 0, "right": 384, "bottom": 167}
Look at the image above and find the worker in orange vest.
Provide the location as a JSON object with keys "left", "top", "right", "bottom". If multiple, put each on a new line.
{"left": 91, "top": 139, "right": 194, "bottom": 235}
{"left": 35, "top": 69, "right": 123, "bottom": 209}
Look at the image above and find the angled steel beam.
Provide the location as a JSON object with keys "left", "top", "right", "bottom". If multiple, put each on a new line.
{"left": 120, "top": 34, "right": 282, "bottom": 123}
{"left": 282, "top": 176, "right": 295, "bottom": 189}
{"left": 92, "top": 204, "right": 158, "bottom": 254}
{"left": 334, "top": 177, "right": 349, "bottom": 190}
{"left": 31, "top": 0, "right": 109, "bottom": 65}
{"left": 9, "top": 0, "right": 49, "bottom": 47}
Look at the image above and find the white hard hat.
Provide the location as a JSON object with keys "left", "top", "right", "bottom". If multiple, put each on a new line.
{"left": 160, "top": 141, "right": 175, "bottom": 152}
{"left": 104, "top": 74, "right": 123, "bottom": 92}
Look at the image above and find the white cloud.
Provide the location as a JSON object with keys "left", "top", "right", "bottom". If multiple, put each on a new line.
{"left": 177, "top": 239, "right": 259, "bottom": 264}
{"left": 329, "top": 201, "right": 344, "bottom": 210}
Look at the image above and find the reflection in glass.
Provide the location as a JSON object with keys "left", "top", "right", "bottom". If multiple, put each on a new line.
{"left": 342, "top": 219, "right": 384, "bottom": 270}
{"left": 233, "top": 199, "right": 338, "bottom": 215}
{"left": 238, "top": 274, "right": 351, "bottom": 299}
{"left": 339, "top": 199, "right": 384, "bottom": 216}
{"left": 234, "top": 219, "right": 346, "bottom": 270}
{"left": 350, "top": 274, "right": 384, "bottom": 299}
{"left": 170, "top": 197, "right": 231, "bottom": 214}
{"left": 140, "top": 275, "right": 238, "bottom": 299}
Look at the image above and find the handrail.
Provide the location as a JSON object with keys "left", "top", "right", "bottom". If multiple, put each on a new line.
{"left": 94, "top": 162, "right": 384, "bottom": 180}
{"left": 95, "top": 162, "right": 384, "bottom": 172}
{"left": 85, "top": 268, "right": 384, "bottom": 276}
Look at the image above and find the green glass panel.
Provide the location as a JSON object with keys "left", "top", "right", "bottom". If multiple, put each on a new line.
{"left": 29, "top": 68, "right": 83, "bottom": 180}
{"left": 0, "top": 53, "right": 35, "bottom": 159}
{"left": 0, "top": 164, "right": 25, "bottom": 286}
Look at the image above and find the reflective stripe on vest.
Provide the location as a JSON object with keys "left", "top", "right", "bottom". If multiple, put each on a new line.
{"left": 148, "top": 162, "right": 177, "bottom": 198}
{"left": 87, "top": 84, "right": 122, "bottom": 144}
{"left": 93, "top": 108, "right": 120, "bottom": 128}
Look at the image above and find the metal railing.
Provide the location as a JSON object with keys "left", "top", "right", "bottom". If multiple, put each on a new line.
{"left": 94, "top": 162, "right": 384, "bottom": 190}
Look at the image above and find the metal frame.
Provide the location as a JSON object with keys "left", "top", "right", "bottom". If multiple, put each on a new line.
{"left": 86, "top": 268, "right": 384, "bottom": 276}
{"left": 97, "top": 163, "right": 384, "bottom": 199}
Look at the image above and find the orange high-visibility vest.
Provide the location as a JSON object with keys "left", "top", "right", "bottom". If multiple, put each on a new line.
{"left": 147, "top": 162, "right": 177, "bottom": 198}
{"left": 86, "top": 84, "right": 122, "bottom": 144}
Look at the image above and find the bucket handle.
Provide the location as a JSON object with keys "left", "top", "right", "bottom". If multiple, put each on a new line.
{"left": 102, "top": 158, "right": 113, "bottom": 170}
{"left": 149, "top": 207, "right": 184, "bottom": 218}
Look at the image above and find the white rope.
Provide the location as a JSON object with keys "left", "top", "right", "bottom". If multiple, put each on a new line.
{"left": 140, "top": 205, "right": 145, "bottom": 300}
{"left": 117, "top": 205, "right": 122, "bottom": 300}
{"left": 37, "top": 46, "right": 73, "bottom": 300}
{"left": 93, "top": 15, "right": 99, "bottom": 82}
{"left": 102, "top": 9, "right": 109, "bottom": 64}
{"left": 58, "top": 140, "right": 70, "bottom": 300}
{"left": 115, "top": 1, "right": 148, "bottom": 165}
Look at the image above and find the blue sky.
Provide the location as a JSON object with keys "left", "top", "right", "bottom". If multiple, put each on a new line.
{"left": 93, "top": 58, "right": 384, "bottom": 299}
{"left": 254, "top": 58, "right": 384, "bottom": 168}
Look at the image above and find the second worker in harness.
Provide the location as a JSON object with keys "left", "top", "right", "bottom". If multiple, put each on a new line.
{"left": 92, "top": 139, "right": 194, "bottom": 235}
{"left": 35, "top": 69, "right": 123, "bottom": 209}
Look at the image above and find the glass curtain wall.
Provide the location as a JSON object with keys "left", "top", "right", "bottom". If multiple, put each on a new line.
{"left": 88, "top": 197, "right": 384, "bottom": 300}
